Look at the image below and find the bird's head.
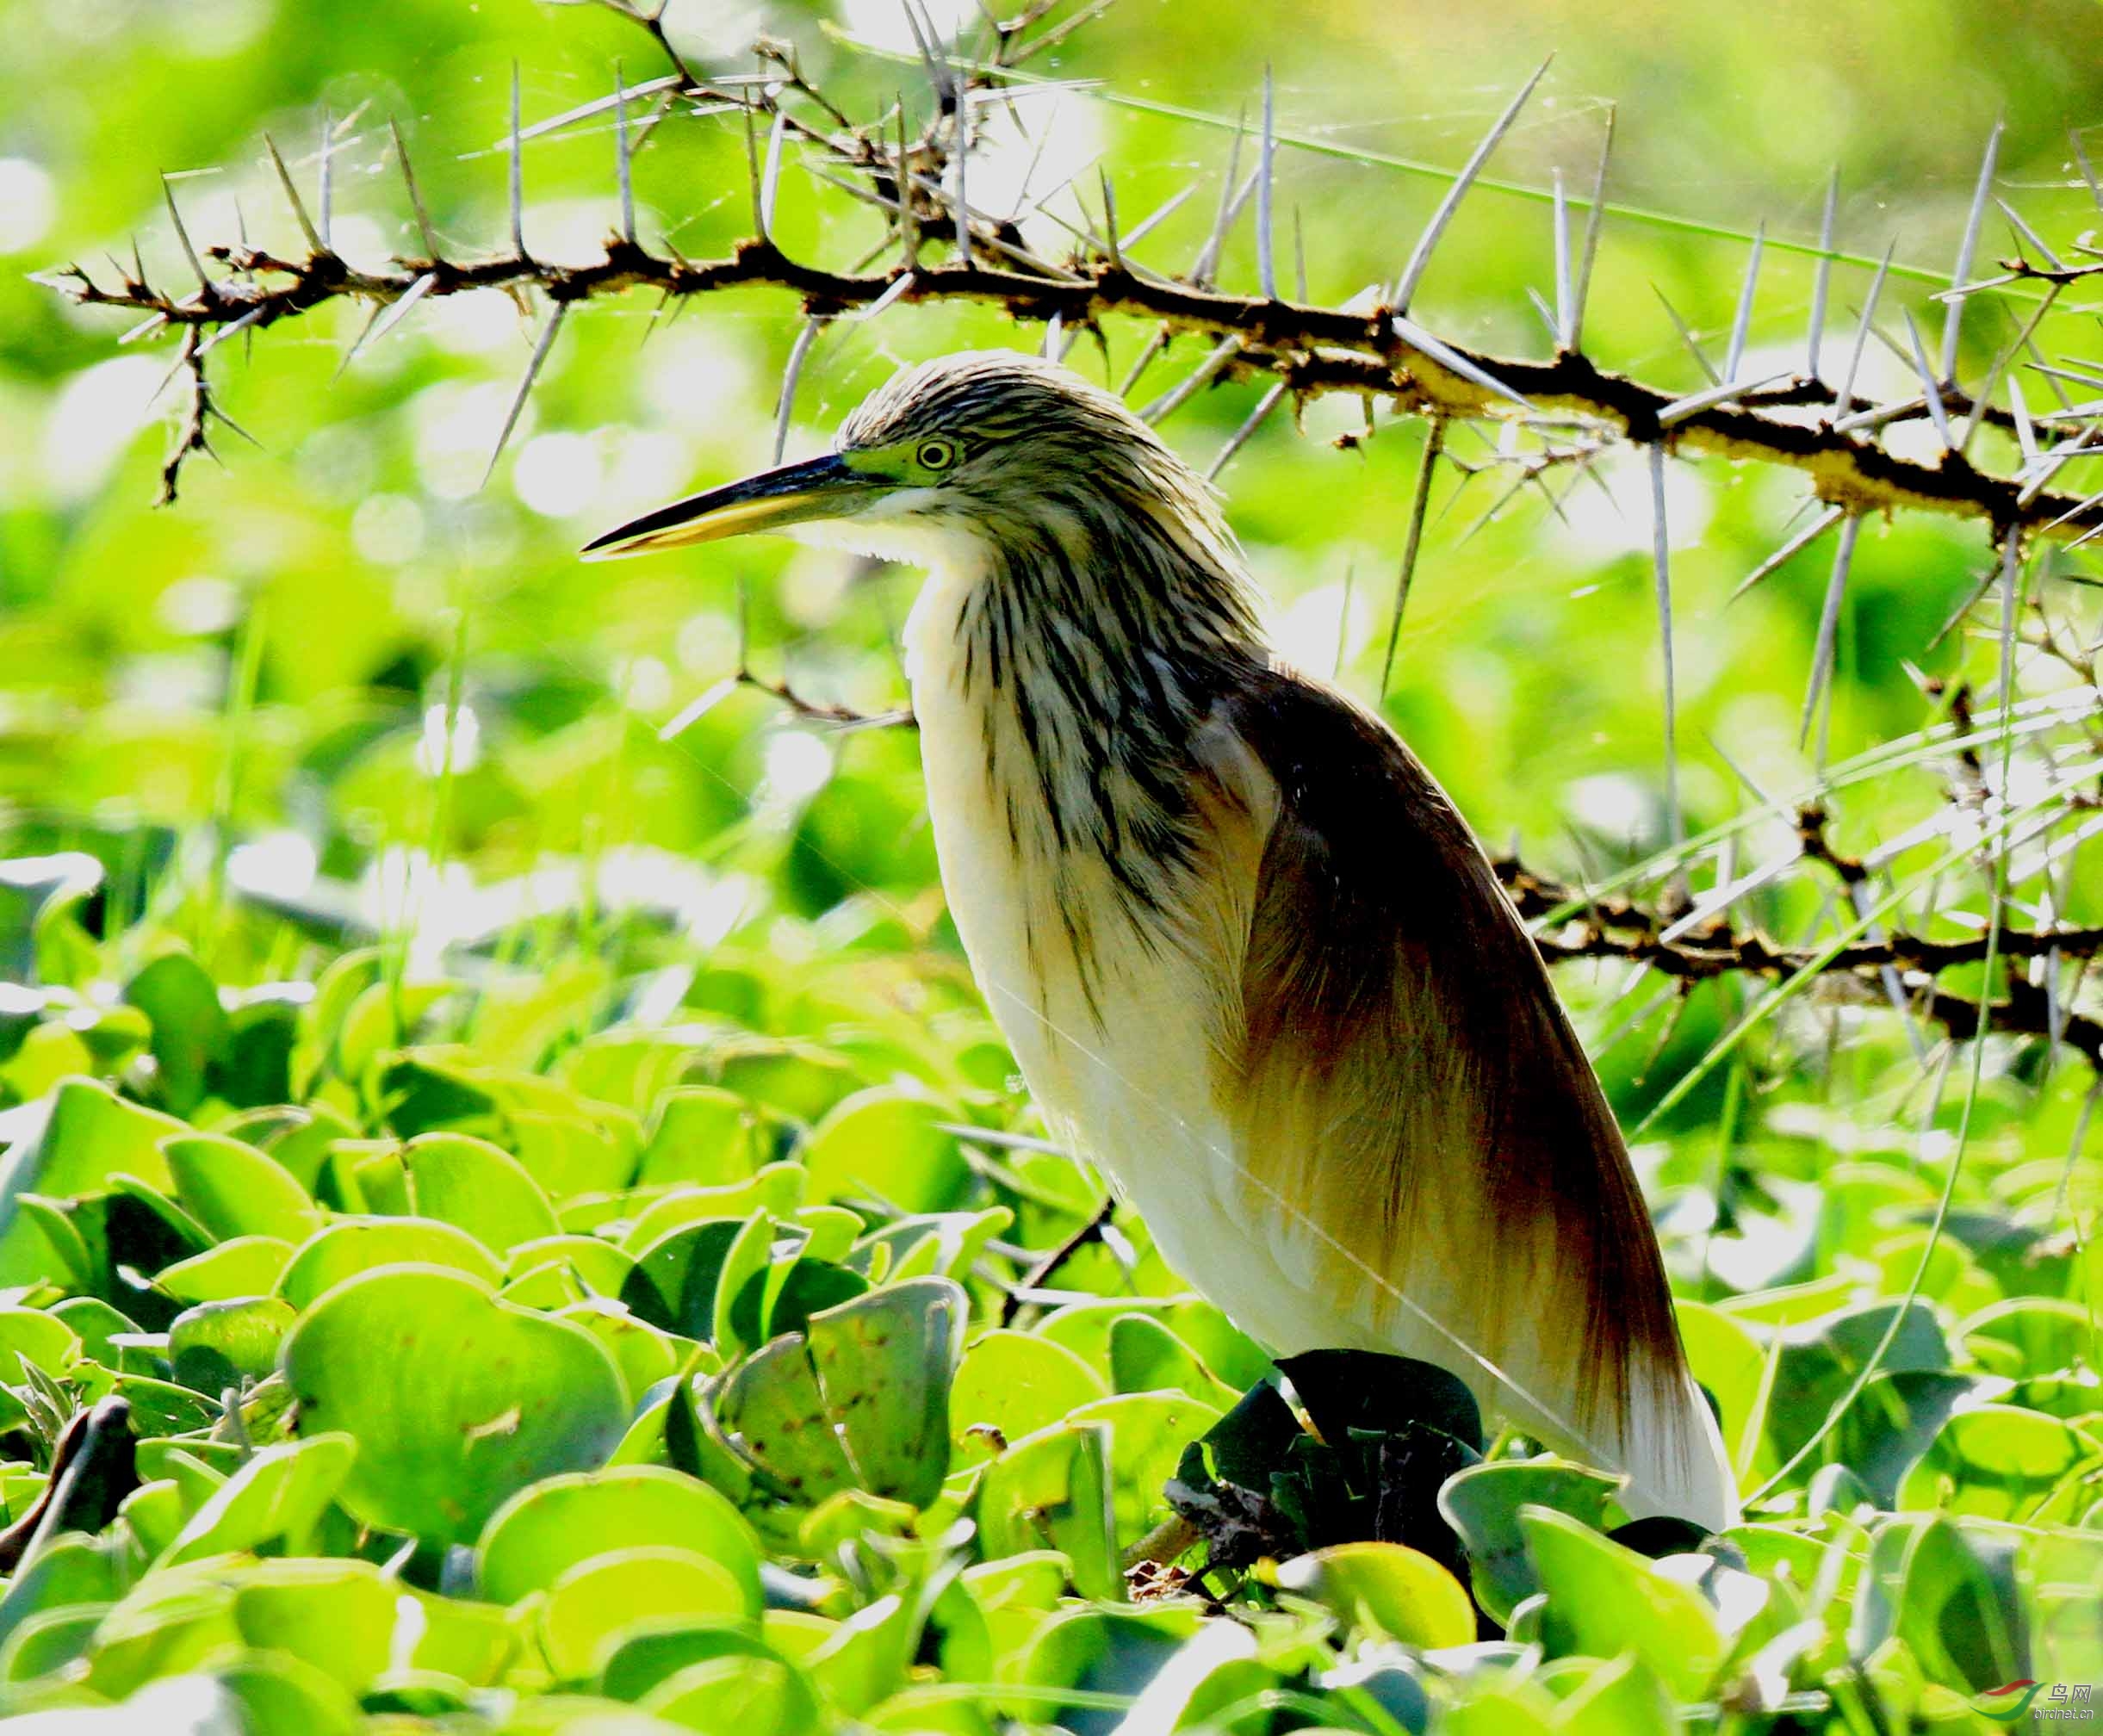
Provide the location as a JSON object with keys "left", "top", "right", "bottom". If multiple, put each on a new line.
{"left": 582, "top": 348, "right": 1236, "bottom": 572}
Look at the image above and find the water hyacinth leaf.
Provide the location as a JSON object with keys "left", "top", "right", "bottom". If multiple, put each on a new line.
{"left": 0, "top": 1078, "right": 185, "bottom": 1283}
{"left": 168, "top": 1295, "right": 295, "bottom": 1392}
{"left": 640, "top": 1653, "right": 810, "bottom": 1735}
{"left": 505, "top": 1111, "right": 637, "bottom": 1202}
{"left": 1518, "top": 1506, "right": 1724, "bottom": 1701}
{"left": 162, "top": 1132, "right": 323, "bottom": 1245}
{"left": 164, "top": 1432, "right": 357, "bottom": 1565}
{"left": 1767, "top": 1300, "right": 1948, "bottom": 1466}
{"left": 639, "top": 1086, "right": 772, "bottom": 1188}
{"left": 847, "top": 1207, "right": 1013, "bottom": 1281}
{"left": 808, "top": 1277, "right": 966, "bottom": 1509}
{"left": 1011, "top": 1604, "right": 1206, "bottom": 1729}
{"left": 1275, "top": 1540, "right": 1476, "bottom": 1648}
{"left": 557, "top": 1299, "right": 680, "bottom": 1405}
{"left": 0, "top": 1305, "right": 79, "bottom": 1377}
{"left": 803, "top": 1088, "right": 970, "bottom": 1213}
{"left": 621, "top": 1164, "right": 806, "bottom": 1255}
{"left": 158, "top": 1235, "right": 295, "bottom": 1305}
{"left": 0, "top": 1534, "right": 123, "bottom": 1652}
{"left": 211, "top": 1650, "right": 364, "bottom": 1736}
{"left": 1072, "top": 1391, "right": 1223, "bottom": 1544}
{"left": 1897, "top": 1405, "right": 2100, "bottom": 1521}
{"left": 399, "top": 1132, "right": 561, "bottom": 1253}
{"left": 280, "top": 1264, "right": 626, "bottom": 1545}
{"left": 1553, "top": 1652, "right": 1676, "bottom": 1736}
{"left": 1893, "top": 1516, "right": 2026, "bottom": 1694}
{"left": 1107, "top": 1314, "right": 1239, "bottom": 1408}
{"left": 951, "top": 1329, "right": 1110, "bottom": 1466}
{"left": 475, "top": 1463, "right": 763, "bottom": 1612}
{"left": 621, "top": 1217, "right": 746, "bottom": 1338}
{"left": 1436, "top": 1460, "right": 1621, "bottom": 1625}
{"left": 121, "top": 952, "right": 229, "bottom": 1116}
{"left": 599, "top": 1621, "right": 813, "bottom": 1709}
{"left": 708, "top": 1333, "right": 864, "bottom": 1506}
{"left": 506, "top": 1234, "right": 636, "bottom": 1298}
{"left": 276, "top": 1217, "right": 502, "bottom": 1309}
{"left": 1833, "top": 1369, "right": 2007, "bottom": 1508}
{"left": 540, "top": 1547, "right": 753, "bottom": 1682}
{"left": 976, "top": 1421, "right": 1120, "bottom": 1601}
{"left": 230, "top": 1556, "right": 398, "bottom": 1694}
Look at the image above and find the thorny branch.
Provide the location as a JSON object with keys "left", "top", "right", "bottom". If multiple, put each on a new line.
{"left": 30, "top": 1, "right": 2103, "bottom": 1079}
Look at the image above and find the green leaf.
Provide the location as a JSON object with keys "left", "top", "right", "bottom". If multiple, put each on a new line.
{"left": 158, "top": 1235, "right": 295, "bottom": 1305}
{"left": 639, "top": 1087, "right": 772, "bottom": 1188}
{"left": 229, "top": 1556, "right": 399, "bottom": 1694}
{"left": 164, "top": 1433, "right": 357, "bottom": 1565}
{"left": 123, "top": 951, "right": 229, "bottom": 1116}
{"left": 1437, "top": 1460, "right": 1621, "bottom": 1626}
{"left": 1898, "top": 1404, "right": 2099, "bottom": 1521}
{"left": 399, "top": 1131, "right": 561, "bottom": 1253}
{"left": 1071, "top": 1390, "right": 1222, "bottom": 1545}
{"left": 803, "top": 1088, "right": 968, "bottom": 1213}
{"left": 540, "top": 1547, "right": 753, "bottom": 1680}
{"left": 476, "top": 1462, "right": 763, "bottom": 1613}
{"left": 976, "top": 1421, "right": 1120, "bottom": 1601}
{"left": 0, "top": 1078, "right": 185, "bottom": 1285}
{"left": 280, "top": 1263, "right": 627, "bottom": 1545}
{"left": 168, "top": 1294, "right": 295, "bottom": 1392}
{"left": 808, "top": 1276, "right": 965, "bottom": 1508}
{"left": 163, "top": 1132, "right": 322, "bottom": 1245}
{"left": 1518, "top": 1505, "right": 1725, "bottom": 1701}
{"left": 951, "top": 1329, "right": 1109, "bottom": 1466}
{"left": 1275, "top": 1540, "right": 1477, "bottom": 1647}
{"left": 276, "top": 1216, "right": 503, "bottom": 1309}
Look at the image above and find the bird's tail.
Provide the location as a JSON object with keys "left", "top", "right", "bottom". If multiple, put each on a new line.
{"left": 1611, "top": 1361, "right": 1740, "bottom": 1533}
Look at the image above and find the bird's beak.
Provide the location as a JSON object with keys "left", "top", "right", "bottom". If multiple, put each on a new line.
{"left": 580, "top": 452, "right": 885, "bottom": 560}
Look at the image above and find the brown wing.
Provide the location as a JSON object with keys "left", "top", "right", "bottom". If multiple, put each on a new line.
{"left": 1206, "top": 661, "right": 1697, "bottom": 1473}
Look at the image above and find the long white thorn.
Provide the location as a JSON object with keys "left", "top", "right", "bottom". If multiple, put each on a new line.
{"left": 1940, "top": 121, "right": 2002, "bottom": 379}
{"left": 1808, "top": 170, "right": 1838, "bottom": 379}
{"left": 1901, "top": 307, "right": 1953, "bottom": 449}
{"left": 1801, "top": 515, "right": 1862, "bottom": 758}
{"left": 1834, "top": 239, "right": 1895, "bottom": 421}
{"left": 1724, "top": 221, "right": 1764, "bottom": 384}
{"left": 483, "top": 301, "right": 568, "bottom": 489}
{"left": 1392, "top": 57, "right": 1551, "bottom": 313}
{"left": 1256, "top": 65, "right": 1277, "bottom": 300}
{"left": 1570, "top": 104, "right": 1613, "bottom": 354}
{"left": 775, "top": 316, "right": 822, "bottom": 464}
{"left": 1730, "top": 503, "right": 1844, "bottom": 604}
{"left": 1649, "top": 443, "right": 1682, "bottom": 847}
{"left": 509, "top": 65, "right": 526, "bottom": 257}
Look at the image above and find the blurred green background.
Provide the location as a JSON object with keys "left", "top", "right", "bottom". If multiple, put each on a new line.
{"left": 1, "top": 0, "right": 2099, "bottom": 1076}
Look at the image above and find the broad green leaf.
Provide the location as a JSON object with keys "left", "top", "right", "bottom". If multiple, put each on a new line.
{"left": 122, "top": 951, "right": 229, "bottom": 1117}
{"left": 400, "top": 1130, "right": 561, "bottom": 1253}
{"left": 1519, "top": 1506, "right": 1725, "bottom": 1700}
{"left": 0, "top": 1078, "right": 184, "bottom": 1285}
{"left": 951, "top": 1329, "right": 1109, "bottom": 1466}
{"left": 1437, "top": 1460, "right": 1621, "bottom": 1625}
{"left": 162, "top": 1132, "right": 322, "bottom": 1244}
{"left": 476, "top": 1463, "right": 762, "bottom": 1613}
{"left": 541, "top": 1547, "right": 752, "bottom": 1681}
{"left": 168, "top": 1294, "right": 295, "bottom": 1392}
{"left": 809, "top": 1276, "right": 965, "bottom": 1508}
{"left": 158, "top": 1235, "right": 295, "bottom": 1305}
{"left": 164, "top": 1433, "right": 357, "bottom": 1565}
{"left": 976, "top": 1421, "right": 1120, "bottom": 1601}
{"left": 639, "top": 1087, "right": 771, "bottom": 1188}
{"left": 1898, "top": 1404, "right": 2099, "bottom": 1521}
{"left": 1071, "top": 1390, "right": 1222, "bottom": 1543}
{"left": 276, "top": 1216, "right": 502, "bottom": 1309}
{"left": 803, "top": 1088, "right": 968, "bottom": 1213}
{"left": 281, "top": 1263, "right": 627, "bottom": 1545}
{"left": 230, "top": 1556, "right": 398, "bottom": 1693}
{"left": 1275, "top": 1541, "right": 1475, "bottom": 1647}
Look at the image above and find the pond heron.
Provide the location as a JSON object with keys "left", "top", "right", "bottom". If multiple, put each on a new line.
{"left": 586, "top": 350, "right": 1736, "bottom": 1530}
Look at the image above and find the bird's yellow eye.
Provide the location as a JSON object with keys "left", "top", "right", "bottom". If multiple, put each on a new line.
{"left": 915, "top": 438, "right": 958, "bottom": 472}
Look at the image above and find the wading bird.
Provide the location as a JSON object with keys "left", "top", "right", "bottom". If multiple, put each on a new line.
{"left": 586, "top": 350, "right": 1737, "bottom": 1529}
